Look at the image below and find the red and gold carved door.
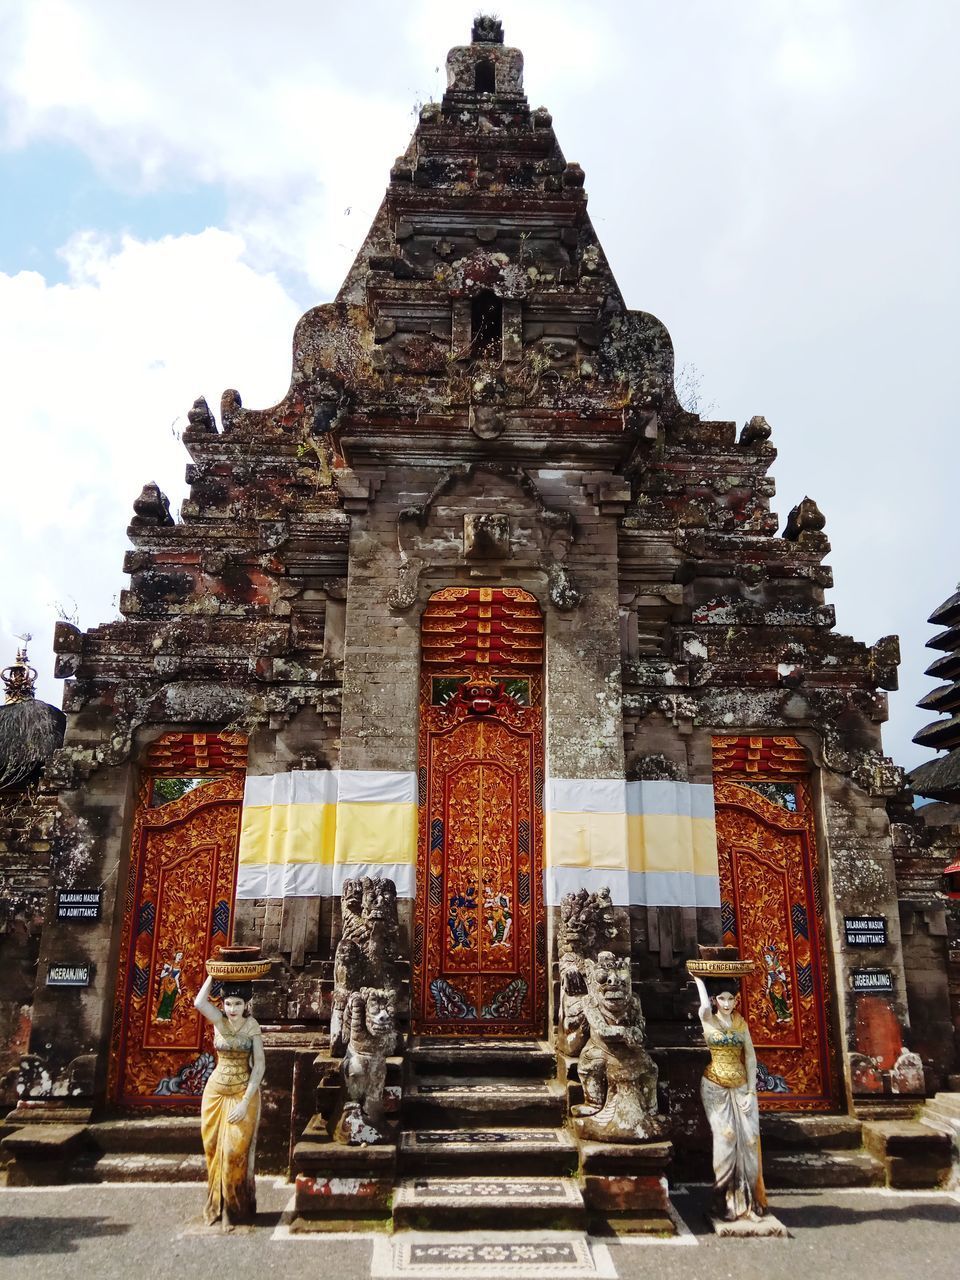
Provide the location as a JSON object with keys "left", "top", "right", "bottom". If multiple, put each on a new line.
{"left": 413, "top": 587, "right": 546, "bottom": 1036}
{"left": 713, "top": 736, "right": 838, "bottom": 1111}
{"left": 109, "top": 733, "right": 247, "bottom": 1107}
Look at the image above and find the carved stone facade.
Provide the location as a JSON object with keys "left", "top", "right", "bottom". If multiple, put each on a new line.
{"left": 1, "top": 20, "right": 955, "bottom": 1192}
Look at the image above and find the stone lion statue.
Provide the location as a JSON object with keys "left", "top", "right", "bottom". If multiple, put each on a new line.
{"left": 572, "top": 951, "right": 665, "bottom": 1143}
{"left": 333, "top": 987, "right": 397, "bottom": 1145}
{"left": 557, "top": 887, "right": 618, "bottom": 1055}
{"left": 331, "top": 876, "right": 402, "bottom": 1056}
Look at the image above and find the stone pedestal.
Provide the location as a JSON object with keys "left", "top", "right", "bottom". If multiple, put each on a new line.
{"left": 709, "top": 1213, "right": 789, "bottom": 1238}
{"left": 575, "top": 1137, "right": 676, "bottom": 1234}
{"left": 289, "top": 1138, "right": 397, "bottom": 1230}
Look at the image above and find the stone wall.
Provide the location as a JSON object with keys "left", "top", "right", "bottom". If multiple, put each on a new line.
{"left": 0, "top": 790, "right": 58, "bottom": 1108}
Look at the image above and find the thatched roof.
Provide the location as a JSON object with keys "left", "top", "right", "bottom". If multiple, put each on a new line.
{"left": 908, "top": 748, "right": 960, "bottom": 802}
{"left": 0, "top": 698, "right": 66, "bottom": 791}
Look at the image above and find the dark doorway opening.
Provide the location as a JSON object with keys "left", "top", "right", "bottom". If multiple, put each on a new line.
{"left": 475, "top": 59, "right": 496, "bottom": 93}
{"left": 471, "top": 291, "right": 502, "bottom": 360}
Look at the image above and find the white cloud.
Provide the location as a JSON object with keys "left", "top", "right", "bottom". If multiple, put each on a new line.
{"left": 0, "top": 227, "right": 300, "bottom": 701}
{"left": 0, "top": 0, "right": 957, "bottom": 772}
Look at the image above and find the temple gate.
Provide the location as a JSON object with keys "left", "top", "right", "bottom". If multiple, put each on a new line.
{"left": 713, "top": 736, "right": 838, "bottom": 1111}
{"left": 108, "top": 733, "right": 247, "bottom": 1106}
{"left": 412, "top": 587, "right": 546, "bottom": 1035}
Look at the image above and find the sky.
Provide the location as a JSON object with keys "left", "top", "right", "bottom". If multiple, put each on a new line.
{"left": 0, "top": 0, "right": 956, "bottom": 774}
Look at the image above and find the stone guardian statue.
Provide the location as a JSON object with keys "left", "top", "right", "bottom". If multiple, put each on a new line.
{"left": 571, "top": 950, "right": 666, "bottom": 1143}
{"left": 333, "top": 986, "right": 397, "bottom": 1145}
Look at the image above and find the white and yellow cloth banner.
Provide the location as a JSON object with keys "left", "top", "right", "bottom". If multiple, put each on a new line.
{"left": 544, "top": 778, "right": 719, "bottom": 908}
{"left": 236, "top": 769, "right": 417, "bottom": 900}
{"left": 238, "top": 769, "right": 718, "bottom": 909}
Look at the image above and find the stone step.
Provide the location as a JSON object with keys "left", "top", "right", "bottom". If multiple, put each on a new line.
{"left": 70, "top": 1152, "right": 207, "bottom": 1183}
{"left": 2, "top": 1124, "right": 90, "bottom": 1183}
{"left": 405, "top": 1076, "right": 565, "bottom": 1128}
{"left": 393, "top": 1175, "right": 587, "bottom": 1230}
{"left": 927, "top": 1093, "right": 960, "bottom": 1121}
{"left": 763, "top": 1149, "right": 884, "bottom": 1189}
{"left": 399, "top": 1127, "right": 578, "bottom": 1176}
{"left": 408, "top": 1039, "right": 556, "bottom": 1078}
{"left": 86, "top": 1116, "right": 202, "bottom": 1155}
{"left": 760, "top": 1113, "right": 863, "bottom": 1151}
{"left": 861, "top": 1119, "right": 953, "bottom": 1189}
{"left": 921, "top": 1107, "right": 960, "bottom": 1137}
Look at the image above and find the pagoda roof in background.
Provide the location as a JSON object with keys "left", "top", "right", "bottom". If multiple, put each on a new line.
{"left": 909, "top": 582, "right": 960, "bottom": 801}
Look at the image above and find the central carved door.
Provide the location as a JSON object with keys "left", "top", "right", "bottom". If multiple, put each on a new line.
{"left": 412, "top": 587, "right": 546, "bottom": 1035}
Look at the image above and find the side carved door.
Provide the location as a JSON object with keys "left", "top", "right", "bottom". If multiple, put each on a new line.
{"left": 109, "top": 733, "right": 247, "bottom": 1107}
{"left": 412, "top": 587, "right": 546, "bottom": 1036}
{"left": 713, "top": 736, "right": 839, "bottom": 1111}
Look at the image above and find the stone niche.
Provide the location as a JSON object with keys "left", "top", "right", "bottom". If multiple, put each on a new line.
{"left": 463, "top": 513, "right": 510, "bottom": 559}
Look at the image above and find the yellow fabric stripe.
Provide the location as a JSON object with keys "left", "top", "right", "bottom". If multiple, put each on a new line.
{"left": 238, "top": 803, "right": 336, "bottom": 866}
{"left": 626, "top": 813, "right": 719, "bottom": 877}
{"left": 240, "top": 801, "right": 417, "bottom": 867}
{"left": 334, "top": 802, "right": 417, "bottom": 864}
{"left": 544, "top": 811, "right": 629, "bottom": 869}
{"left": 546, "top": 811, "right": 718, "bottom": 877}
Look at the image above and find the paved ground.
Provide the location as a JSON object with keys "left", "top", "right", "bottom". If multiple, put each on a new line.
{"left": 0, "top": 1180, "right": 958, "bottom": 1279}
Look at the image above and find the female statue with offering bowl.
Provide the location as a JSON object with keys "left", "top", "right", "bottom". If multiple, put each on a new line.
{"left": 194, "top": 947, "right": 268, "bottom": 1229}
{"left": 689, "top": 958, "right": 767, "bottom": 1224}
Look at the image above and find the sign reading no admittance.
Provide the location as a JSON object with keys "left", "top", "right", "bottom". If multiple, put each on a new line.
{"left": 844, "top": 915, "right": 887, "bottom": 947}
{"left": 55, "top": 890, "right": 102, "bottom": 922}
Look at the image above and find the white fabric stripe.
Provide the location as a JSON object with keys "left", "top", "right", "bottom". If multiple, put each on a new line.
{"left": 332, "top": 863, "right": 415, "bottom": 898}
{"left": 243, "top": 769, "right": 417, "bottom": 807}
{"left": 543, "top": 867, "right": 720, "bottom": 908}
{"left": 236, "top": 862, "right": 334, "bottom": 899}
{"left": 237, "top": 862, "right": 416, "bottom": 900}
{"left": 243, "top": 770, "right": 337, "bottom": 807}
{"left": 625, "top": 780, "right": 716, "bottom": 820}
{"left": 546, "top": 777, "right": 716, "bottom": 820}
{"left": 628, "top": 870, "right": 721, "bottom": 908}
{"left": 544, "top": 866, "right": 631, "bottom": 906}
{"left": 336, "top": 770, "right": 417, "bottom": 804}
{"left": 545, "top": 778, "right": 627, "bottom": 813}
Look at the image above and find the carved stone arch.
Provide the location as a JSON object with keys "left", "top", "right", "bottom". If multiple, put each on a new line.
{"left": 387, "top": 464, "right": 582, "bottom": 612}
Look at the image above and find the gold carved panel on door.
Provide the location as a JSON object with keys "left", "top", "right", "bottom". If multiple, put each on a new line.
{"left": 413, "top": 587, "right": 545, "bottom": 1036}
{"left": 109, "top": 733, "right": 246, "bottom": 1107}
{"left": 713, "top": 736, "right": 838, "bottom": 1111}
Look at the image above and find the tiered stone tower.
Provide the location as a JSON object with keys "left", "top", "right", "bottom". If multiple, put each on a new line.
{"left": 2, "top": 17, "right": 954, "bottom": 1202}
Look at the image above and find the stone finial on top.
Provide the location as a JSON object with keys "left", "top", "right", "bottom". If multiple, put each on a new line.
{"left": 740, "top": 415, "right": 772, "bottom": 445}
{"left": 783, "top": 495, "right": 826, "bottom": 541}
{"left": 186, "top": 396, "right": 216, "bottom": 434}
{"left": 130, "top": 481, "right": 175, "bottom": 528}
{"left": 2, "top": 639, "right": 37, "bottom": 704}
{"left": 472, "top": 15, "right": 504, "bottom": 44}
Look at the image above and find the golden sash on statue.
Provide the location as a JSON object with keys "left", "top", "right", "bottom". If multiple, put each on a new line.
{"left": 704, "top": 1041, "right": 748, "bottom": 1089}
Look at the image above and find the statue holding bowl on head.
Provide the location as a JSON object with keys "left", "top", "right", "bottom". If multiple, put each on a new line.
{"left": 687, "top": 947, "right": 785, "bottom": 1235}
{"left": 194, "top": 945, "right": 271, "bottom": 1229}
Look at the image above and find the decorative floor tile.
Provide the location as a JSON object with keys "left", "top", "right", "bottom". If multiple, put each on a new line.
{"left": 413, "top": 1130, "right": 565, "bottom": 1145}
{"left": 396, "top": 1177, "right": 582, "bottom": 1204}
{"left": 417, "top": 1083, "right": 548, "bottom": 1096}
{"left": 371, "top": 1233, "right": 616, "bottom": 1278}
